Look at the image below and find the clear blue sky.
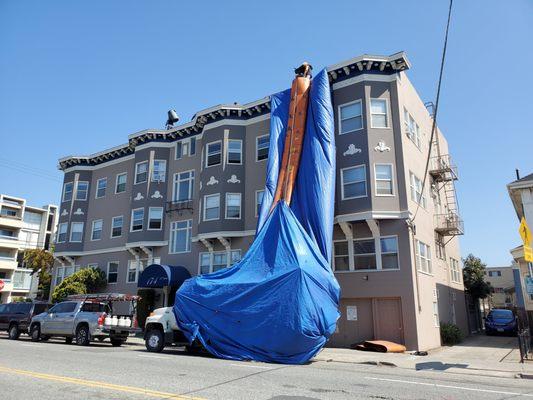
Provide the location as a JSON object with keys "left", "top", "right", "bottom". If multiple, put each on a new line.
{"left": 0, "top": 1, "right": 531, "bottom": 266}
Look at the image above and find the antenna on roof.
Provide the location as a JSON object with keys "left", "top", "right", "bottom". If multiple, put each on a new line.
{"left": 166, "top": 109, "right": 180, "bottom": 129}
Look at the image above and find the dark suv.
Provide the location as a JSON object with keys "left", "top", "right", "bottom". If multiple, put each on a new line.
{"left": 0, "top": 302, "right": 51, "bottom": 339}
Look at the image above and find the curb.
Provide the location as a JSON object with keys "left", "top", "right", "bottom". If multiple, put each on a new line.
{"left": 517, "top": 373, "right": 533, "bottom": 380}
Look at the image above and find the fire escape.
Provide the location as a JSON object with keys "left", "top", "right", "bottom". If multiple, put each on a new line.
{"left": 429, "top": 138, "right": 464, "bottom": 238}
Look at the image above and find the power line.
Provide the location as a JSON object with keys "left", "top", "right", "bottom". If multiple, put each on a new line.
{"left": 409, "top": 0, "right": 453, "bottom": 226}
{"left": 0, "top": 158, "right": 61, "bottom": 183}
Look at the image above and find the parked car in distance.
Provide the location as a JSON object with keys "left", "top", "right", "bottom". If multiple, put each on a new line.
{"left": 485, "top": 309, "right": 517, "bottom": 336}
{"left": 30, "top": 294, "right": 140, "bottom": 346}
{"left": 0, "top": 302, "right": 51, "bottom": 340}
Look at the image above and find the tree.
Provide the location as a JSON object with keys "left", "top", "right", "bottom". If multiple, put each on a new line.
{"left": 51, "top": 267, "right": 107, "bottom": 303}
{"left": 462, "top": 253, "right": 492, "bottom": 300}
{"left": 23, "top": 248, "right": 55, "bottom": 300}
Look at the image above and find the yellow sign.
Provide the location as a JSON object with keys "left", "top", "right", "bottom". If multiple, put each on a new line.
{"left": 525, "top": 245, "right": 533, "bottom": 263}
{"left": 519, "top": 217, "right": 532, "bottom": 246}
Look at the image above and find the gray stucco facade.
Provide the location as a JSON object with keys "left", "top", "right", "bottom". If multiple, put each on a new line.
{"left": 52, "top": 52, "right": 467, "bottom": 351}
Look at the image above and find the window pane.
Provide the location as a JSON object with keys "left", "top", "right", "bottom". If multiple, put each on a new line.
{"left": 372, "top": 114, "right": 387, "bottom": 128}
{"left": 334, "top": 256, "right": 350, "bottom": 271}
{"left": 76, "top": 182, "right": 88, "bottom": 200}
{"left": 354, "top": 255, "right": 377, "bottom": 270}
{"left": 371, "top": 99, "right": 386, "bottom": 114}
{"left": 334, "top": 242, "right": 348, "bottom": 256}
{"left": 341, "top": 102, "right": 361, "bottom": 120}
{"left": 354, "top": 240, "right": 375, "bottom": 254}
{"left": 344, "top": 181, "right": 366, "bottom": 198}
{"left": 376, "top": 181, "right": 393, "bottom": 195}
{"left": 375, "top": 165, "right": 392, "bottom": 179}
{"left": 380, "top": 237, "right": 398, "bottom": 253}
{"left": 343, "top": 167, "right": 365, "bottom": 183}
{"left": 341, "top": 116, "right": 362, "bottom": 133}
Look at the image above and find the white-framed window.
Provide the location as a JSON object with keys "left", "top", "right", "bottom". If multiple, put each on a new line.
{"left": 111, "top": 216, "right": 123, "bottom": 238}
{"left": 203, "top": 194, "right": 220, "bottom": 221}
{"left": 70, "top": 222, "right": 84, "bottom": 242}
{"left": 169, "top": 220, "right": 192, "bottom": 254}
{"left": 375, "top": 164, "right": 393, "bottom": 196}
{"left": 173, "top": 170, "right": 194, "bottom": 202}
{"left": 96, "top": 178, "right": 107, "bottom": 198}
{"left": 115, "top": 173, "right": 127, "bottom": 193}
{"left": 130, "top": 208, "right": 144, "bottom": 231}
{"left": 75, "top": 181, "right": 89, "bottom": 201}
{"left": 256, "top": 135, "right": 270, "bottom": 161}
{"left": 415, "top": 240, "right": 432, "bottom": 274}
{"left": 410, "top": 172, "right": 427, "bottom": 208}
{"left": 341, "top": 165, "right": 367, "bottom": 199}
{"left": 91, "top": 219, "right": 103, "bottom": 241}
{"left": 206, "top": 141, "right": 222, "bottom": 167}
{"left": 333, "top": 236, "right": 399, "bottom": 272}
{"left": 255, "top": 190, "right": 264, "bottom": 217}
{"left": 199, "top": 250, "right": 241, "bottom": 274}
{"left": 404, "top": 108, "right": 421, "bottom": 148}
{"left": 127, "top": 260, "right": 138, "bottom": 283}
{"left": 135, "top": 161, "right": 149, "bottom": 184}
{"left": 148, "top": 207, "right": 163, "bottom": 230}
{"left": 227, "top": 139, "right": 242, "bottom": 164}
{"left": 151, "top": 160, "right": 166, "bottom": 182}
{"left": 450, "top": 257, "right": 461, "bottom": 283}
{"left": 57, "top": 223, "right": 68, "bottom": 243}
{"left": 339, "top": 100, "right": 363, "bottom": 134}
{"left": 380, "top": 237, "right": 399, "bottom": 270}
{"left": 63, "top": 182, "right": 73, "bottom": 202}
{"left": 435, "top": 233, "right": 446, "bottom": 260}
{"left": 433, "top": 301, "right": 440, "bottom": 327}
{"left": 370, "top": 98, "right": 389, "bottom": 128}
{"left": 107, "top": 261, "right": 119, "bottom": 284}
{"left": 176, "top": 138, "right": 196, "bottom": 159}
{"left": 55, "top": 267, "right": 63, "bottom": 285}
{"left": 225, "top": 193, "right": 241, "bottom": 219}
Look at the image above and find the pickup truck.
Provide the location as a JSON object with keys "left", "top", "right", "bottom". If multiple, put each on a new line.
{"left": 144, "top": 307, "right": 201, "bottom": 353}
{"left": 0, "top": 302, "right": 51, "bottom": 340}
{"left": 30, "top": 294, "right": 140, "bottom": 346}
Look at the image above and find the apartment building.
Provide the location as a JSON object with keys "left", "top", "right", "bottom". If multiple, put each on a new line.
{"left": 51, "top": 52, "right": 467, "bottom": 351}
{"left": 508, "top": 172, "right": 533, "bottom": 314}
{"left": 484, "top": 265, "right": 516, "bottom": 309}
{"left": 0, "top": 194, "right": 57, "bottom": 303}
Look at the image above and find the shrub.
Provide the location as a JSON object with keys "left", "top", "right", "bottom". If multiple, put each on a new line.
{"left": 440, "top": 322, "right": 463, "bottom": 345}
{"left": 51, "top": 267, "right": 107, "bottom": 303}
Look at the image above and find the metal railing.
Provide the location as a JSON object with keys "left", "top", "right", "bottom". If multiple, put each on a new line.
{"left": 518, "top": 327, "right": 532, "bottom": 363}
{"left": 434, "top": 212, "right": 464, "bottom": 235}
{"left": 166, "top": 200, "right": 194, "bottom": 213}
{"left": 429, "top": 154, "right": 458, "bottom": 181}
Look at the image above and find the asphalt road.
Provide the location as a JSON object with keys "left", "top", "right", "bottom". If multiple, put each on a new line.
{"left": 1, "top": 333, "right": 532, "bottom": 400}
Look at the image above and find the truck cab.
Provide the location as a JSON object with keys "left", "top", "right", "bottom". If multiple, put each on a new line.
{"left": 144, "top": 307, "right": 193, "bottom": 353}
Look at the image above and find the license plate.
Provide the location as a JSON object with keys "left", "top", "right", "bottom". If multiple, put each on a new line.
{"left": 497, "top": 328, "right": 504, "bottom": 332}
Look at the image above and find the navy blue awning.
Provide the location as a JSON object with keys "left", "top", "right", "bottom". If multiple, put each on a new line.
{"left": 138, "top": 264, "right": 191, "bottom": 288}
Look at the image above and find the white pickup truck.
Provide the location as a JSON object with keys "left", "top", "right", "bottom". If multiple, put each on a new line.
{"left": 144, "top": 307, "right": 201, "bottom": 353}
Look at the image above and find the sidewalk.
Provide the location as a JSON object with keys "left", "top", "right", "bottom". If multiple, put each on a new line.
{"left": 316, "top": 335, "right": 533, "bottom": 379}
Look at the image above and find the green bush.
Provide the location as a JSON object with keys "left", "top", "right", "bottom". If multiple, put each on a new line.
{"left": 440, "top": 322, "right": 463, "bottom": 345}
{"left": 51, "top": 267, "right": 107, "bottom": 303}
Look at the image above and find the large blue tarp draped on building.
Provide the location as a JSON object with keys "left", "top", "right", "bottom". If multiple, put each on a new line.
{"left": 173, "top": 69, "right": 340, "bottom": 364}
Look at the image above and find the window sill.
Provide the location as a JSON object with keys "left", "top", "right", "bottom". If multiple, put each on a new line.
{"left": 417, "top": 270, "right": 434, "bottom": 277}
{"left": 339, "top": 128, "right": 364, "bottom": 135}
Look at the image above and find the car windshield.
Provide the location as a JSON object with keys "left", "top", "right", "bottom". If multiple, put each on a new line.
{"left": 489, "top": 310, "right": 513, "bottom": 320}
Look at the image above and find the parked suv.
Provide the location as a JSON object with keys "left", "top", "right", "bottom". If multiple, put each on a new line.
{"left": 0, "top": 302, "right": 51, "bottom": 340}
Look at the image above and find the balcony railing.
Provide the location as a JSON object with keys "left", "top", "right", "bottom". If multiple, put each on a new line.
{"left": 434, "top": 213, "right": 464, "bottom": 236}
{"left": 166, "top": 200, "right": 194, "bottom": 214}
{"left": 429, "top": 154, "right": 458, "bottom": 182}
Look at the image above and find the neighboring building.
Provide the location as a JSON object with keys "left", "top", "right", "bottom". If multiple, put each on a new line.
{"left": 484, "top": 265, "right": 516, "bottom": 309}
{"left": 51, "top": 52, "right": 467, "bottom": 351}
{"left": 508, "top": 172, "right": 533, "bottom": 314}
{"left": 0, "top": 194, "right": 57, "bottom": 303}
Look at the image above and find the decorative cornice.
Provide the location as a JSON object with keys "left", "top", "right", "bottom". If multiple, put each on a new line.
{"left": 58, "top": 52, "right": 410, "bottom": 171}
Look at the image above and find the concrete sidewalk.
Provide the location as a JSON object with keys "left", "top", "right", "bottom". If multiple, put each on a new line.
{"left": 316, "top": 335, "right": 533, "bottom": 379}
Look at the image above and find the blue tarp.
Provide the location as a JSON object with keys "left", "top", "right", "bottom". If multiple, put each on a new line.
{"left": 173, "top": 69, "right": 340, "bottom": 364}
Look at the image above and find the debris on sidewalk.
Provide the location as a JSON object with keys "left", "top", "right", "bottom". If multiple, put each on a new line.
{"left": 351, "top": 340, "right": 406, "bottom": 353}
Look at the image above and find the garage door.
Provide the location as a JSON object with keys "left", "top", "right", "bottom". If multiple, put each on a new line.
{"left": 375, "top": 298, "right": 403, "bottom": 344}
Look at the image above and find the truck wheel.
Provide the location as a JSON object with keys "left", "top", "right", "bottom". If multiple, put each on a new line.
{"left": 75, "top": 325, "right": 91, "bottom": 346}
{"left": 41, "top": 335, "right": 50, "bottom": 342}
{"left": 110, "top": 338, "right": 124, "bottom": 347}
{"left": 8, "top": 324, "right": 20, "bottom": 340}
{"left": 30, "top": 325, "right": 41, "bottom": 342}
{"left": 145, "top": 329, "right": 165, "bottom": 353}
{"left": 65, "top": 337, "right": 73, "bottom": 344}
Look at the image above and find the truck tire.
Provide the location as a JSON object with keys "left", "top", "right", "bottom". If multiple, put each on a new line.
{"left": 30, "top": 324, "right": 41, "bottom": 342}
{"left": 145, "top": 329, "right": 165, "bottom": 353}
{"left": 75, "top": 325, "right": 91, "bottom": 346}
{"left": 110, "top": 338, "right": 124, "bottom": 347}
{"left": 8, "top": 323, "right": 20, "bottom": 340}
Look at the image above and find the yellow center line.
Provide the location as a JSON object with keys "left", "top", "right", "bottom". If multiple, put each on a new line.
{"left": 0, "top": 365, "right": 205, "bottom": 400}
